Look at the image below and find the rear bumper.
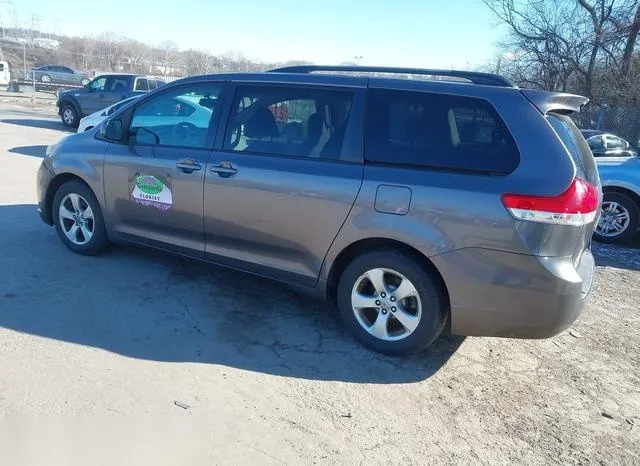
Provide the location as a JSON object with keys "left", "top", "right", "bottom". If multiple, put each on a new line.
{"left": 431, "top": 247, "right": 595, "bottom": 339}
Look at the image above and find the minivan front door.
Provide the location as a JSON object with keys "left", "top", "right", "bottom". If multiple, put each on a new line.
{"left": 103, "top": 82, "right": 224, "bottom": 257}
{"left": 203, "top": 84, "right": 364, "bottom": 286}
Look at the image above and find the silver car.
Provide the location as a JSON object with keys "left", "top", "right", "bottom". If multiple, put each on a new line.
{"left": 27, "top": 65, "right": 90, "bottom": 86}
{"left": 37, "top": 66, "right": 600, "bottom": 354}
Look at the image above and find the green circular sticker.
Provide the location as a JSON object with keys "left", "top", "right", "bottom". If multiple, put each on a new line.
{"left": 136, "top": 176, "right": 164, "bottom": 195}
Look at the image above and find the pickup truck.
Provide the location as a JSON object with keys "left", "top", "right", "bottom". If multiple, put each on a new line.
{"left": 57, "top": 74, "right": 164, "bottom": 127}
{"left": 0, "top": 61, "right": 10, "bottom": 86}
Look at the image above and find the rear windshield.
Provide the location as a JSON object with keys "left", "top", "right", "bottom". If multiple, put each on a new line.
{"left": 547, "top": 113, "right": 599, "bottom": 185}
{"left": 365, "top": 89, "right": 520, "bottom": 174}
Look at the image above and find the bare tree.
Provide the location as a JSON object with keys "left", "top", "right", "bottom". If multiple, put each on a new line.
{"left": 122, "top": 39, "right": 149, "bottom": 73}
{"left": 618, "top": 1, "right": 640, "bottom": 74}
{"left": 184, "top": 49, "right": 213, "bottom": 75}
{"left": 577, "top": 0, "right": 615, "bottom": 95}
{"left": 158, "top": 40, "right": 178, "bottom": 76}
{"left": 483, "top": 0, "right": 638, "bottom": 100}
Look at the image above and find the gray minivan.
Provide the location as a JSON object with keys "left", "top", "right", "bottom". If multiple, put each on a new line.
{"left": 37, "top": 66, "right": 600, "bottom": 354}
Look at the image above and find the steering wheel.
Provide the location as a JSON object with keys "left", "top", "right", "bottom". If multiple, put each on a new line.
{"left": 172, "top": 121, "right": 198, "bottom": 143}
{"left": 228, "top": 122, "right": 242, "bottom": 149}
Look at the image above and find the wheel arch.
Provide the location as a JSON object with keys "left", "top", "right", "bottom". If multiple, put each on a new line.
{"left": 43, "top": 173, "right": 93, "bottom": 225}
{"left": 326, "top": 237, "right": 451, "bottom": 312}
{"left": 59, "top": 97, "right": 82, "bottom": 117}
{"left": 602, "top": 185, "right": 640, "bottom": 209}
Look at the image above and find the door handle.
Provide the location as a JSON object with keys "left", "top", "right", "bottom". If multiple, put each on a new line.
{"left": 211, "top": 161, "right": 237, "bottom": 178}
{"left": 176, "top": 159, "right": 202, "bottom": 173}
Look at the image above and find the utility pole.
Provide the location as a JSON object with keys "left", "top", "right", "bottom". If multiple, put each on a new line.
{"left": 30, "top": 12, "right": 41, "bottom": 40}
{"left": 0, "top": 0, "right": 15, "bottom": 38}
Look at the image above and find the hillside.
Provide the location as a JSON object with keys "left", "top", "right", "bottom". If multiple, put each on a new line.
{"left": 0, "top": 28, "right": 310, "bottom": 79}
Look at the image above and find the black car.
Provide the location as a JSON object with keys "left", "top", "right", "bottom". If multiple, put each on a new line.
{"left": 580, "top": 129, "right": 638, "bottom": 157}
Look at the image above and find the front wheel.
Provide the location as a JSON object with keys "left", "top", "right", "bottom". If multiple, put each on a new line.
{"left": 80, "top": 78, "right": 90, "bottom": 86}
{"left": 53, "top": 181, "right": 109, "bottom": 255}
{"left": 336, "top": 250, "right": 447, "bottom": 355}
{"left": 60, "top": 104, "right": 79, "bottom": 127}
{"left": 40, "top": 74, "right": 51, "bottom": 83}
{"left": 594, "top": 192, "right": 639, "bottom": 244}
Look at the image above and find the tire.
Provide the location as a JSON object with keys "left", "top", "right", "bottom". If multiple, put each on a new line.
{"left": 81, "top": 78, "right": 90, "bottom": 86}
{"left": 593, "top": 192, "right": 639, "bottom": 244}
{"left": 336, "top": 250, "right": 447, "bottom": 355}
{"left": 40, "top": 74, "right": 51, "bottom": 83}
{"left": 52, "top": 180, "right": 109, "bottom": 255}
{"left": 60, "top": 103, "right": 79, "bottom": 127}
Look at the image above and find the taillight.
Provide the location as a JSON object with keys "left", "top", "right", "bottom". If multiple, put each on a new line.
{"left": 502, "top": 179, "right": 598, "bottom": 226}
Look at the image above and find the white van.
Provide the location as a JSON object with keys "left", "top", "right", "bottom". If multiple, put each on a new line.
{"left": 0, "top": 61, "right": 11, "bottom": 86}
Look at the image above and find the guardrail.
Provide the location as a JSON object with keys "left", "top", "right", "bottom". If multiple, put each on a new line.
{"left": 17, "top": 78, "right": 83, "bottom": 97}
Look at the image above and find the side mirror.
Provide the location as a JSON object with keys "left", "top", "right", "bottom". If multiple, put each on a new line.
{"left": 130, "top": 127, "right": 160, "bottom": 145}
{"left": 100, "top": 119, "right": 123, "bottom": 141}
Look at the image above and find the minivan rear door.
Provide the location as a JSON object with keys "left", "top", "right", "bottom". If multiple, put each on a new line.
{"left": 545, "top": 113, "right": 602, "bottom": 259}
{"left": 202, "top": 82, "right": 365, "bottom": 286}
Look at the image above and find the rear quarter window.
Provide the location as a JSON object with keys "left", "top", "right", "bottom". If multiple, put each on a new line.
{"left": 547, "top": 113, "right": 599, "bottom": 185}
{"left": 365, "top": 89, "right": 520, "bottom": 174}
{"left": 135, "top": 78, "right": 149, "bottom": 91}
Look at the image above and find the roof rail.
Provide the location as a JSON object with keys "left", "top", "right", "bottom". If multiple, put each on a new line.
{"left": 268, "top": 65, "right": 515, "bottom": 87}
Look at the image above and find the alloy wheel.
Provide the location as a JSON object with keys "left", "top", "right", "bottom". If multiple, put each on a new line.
{"left": 58, "top": 193, "right": 95, "bottom": 245}
{"left": 596, "top": 201, "right": 630, "bottom": 238}
{"left": 62, "top": 108, "right": 75, "bottom": 125}
{"left": 350, "top": 268, "right": 422, "bottom": 341}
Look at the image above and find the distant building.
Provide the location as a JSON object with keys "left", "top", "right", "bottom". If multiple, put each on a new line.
{"left": 33, "top": 38, "right": 60, "bottom": 49}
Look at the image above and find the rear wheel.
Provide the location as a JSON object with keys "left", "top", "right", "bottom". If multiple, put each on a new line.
{"left": 80, "top": 78, "right": 90, "bottom": 86}
{"left": 60, "top": 104, "right": 79, "bottom": 127}
{"left": 53, "top": 181, "right": 109, "bottom": 255}
{"left": 594, "top": 192, "right": 639, "bottom": 244}
{"left": 336, "top": 250, "right": 447, "bottom": 355}
{"left": 40, "top": 74, "right": 51, "bottom": 83}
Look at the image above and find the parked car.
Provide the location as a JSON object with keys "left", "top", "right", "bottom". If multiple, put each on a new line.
{"left": 78, "top": 95, "right": 141, "bottom": 132}
{"left": 581, "top": 129, "right": 638, "bottom": 158}
{"left": 593, "top": 151, "right": 640, "bottom": 243}
{"left": 0, "top": 60, "right": 10, "bottom": 86}
{"left": 57, "top": 74, "right": 164, "bottom": 127}
{"left": 27, "top": 65, "right": 90, "bottom": 86}
{"left": 577, "top": 130, "right": 639, "bottom": 243}
{"left": 38, "top": 65, "right": 600, "bottom": 355}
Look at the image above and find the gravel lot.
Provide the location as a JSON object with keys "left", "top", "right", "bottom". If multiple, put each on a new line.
{"left": 0, "top": 103, "right": 638, "bottom": 464}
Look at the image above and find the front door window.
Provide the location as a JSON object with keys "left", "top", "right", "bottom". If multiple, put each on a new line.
{"left": 129, "top": 85, "right": 221, "bottom": 148}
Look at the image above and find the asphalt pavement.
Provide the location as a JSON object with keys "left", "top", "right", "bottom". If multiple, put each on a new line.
{"left": 0, "top": 103, "right": 638, "bottom": 465}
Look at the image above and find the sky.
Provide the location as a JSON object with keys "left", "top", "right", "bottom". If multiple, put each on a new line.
{"left": 3, "top": 0, "right": 505, "bottom": 69}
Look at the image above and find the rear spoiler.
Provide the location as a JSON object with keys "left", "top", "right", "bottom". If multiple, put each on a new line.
{"left": 520, "top": 89, "right": 589, "bottom": 115}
